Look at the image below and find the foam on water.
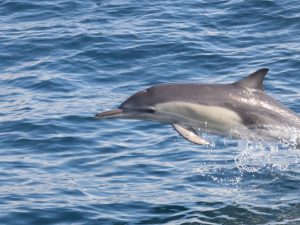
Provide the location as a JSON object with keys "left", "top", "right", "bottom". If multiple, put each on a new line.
{"left": 235, "top": 140, "right": 299, "bottom": 173}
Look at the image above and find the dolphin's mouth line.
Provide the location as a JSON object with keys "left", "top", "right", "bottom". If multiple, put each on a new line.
{"left": 95, "top": 107, "right": 156, "bottom": 119}
{"left": 121, "top": 108, "right": 156, "bottom": 114}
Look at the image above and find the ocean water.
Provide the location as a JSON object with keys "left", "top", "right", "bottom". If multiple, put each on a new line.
{"left": 1, "top": 0, "right": 300, "bottom": 224}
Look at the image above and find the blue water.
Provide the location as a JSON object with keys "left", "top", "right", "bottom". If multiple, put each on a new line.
{"left": 1, "top": 0, "right": 300, "bottom": 224}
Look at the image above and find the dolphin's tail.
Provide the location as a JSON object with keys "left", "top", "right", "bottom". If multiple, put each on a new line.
{"left": 95, "top": 109, "right": 124, "bottom": 119}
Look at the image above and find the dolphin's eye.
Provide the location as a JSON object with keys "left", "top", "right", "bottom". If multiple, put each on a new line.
{"left": 145, "top": 108, "right": 155, "bottom": 113}
{"left": 136, "top": 108, "right": 155, "bottom": 113}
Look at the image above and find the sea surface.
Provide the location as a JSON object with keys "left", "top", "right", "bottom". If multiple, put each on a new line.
{"left": 1, "top": 0, "right": 300, "bottom": 224}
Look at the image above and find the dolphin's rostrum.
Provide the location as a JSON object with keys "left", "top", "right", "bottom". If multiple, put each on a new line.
{"left": 96, "top": 69, "right": 300, "bottom": 146}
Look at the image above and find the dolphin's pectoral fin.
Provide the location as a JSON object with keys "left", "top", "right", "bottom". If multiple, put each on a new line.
{"left": 172, "top": 124, "right": 210, "bottom": 145}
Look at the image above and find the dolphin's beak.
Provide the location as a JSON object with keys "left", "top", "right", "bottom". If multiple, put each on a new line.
{"left": 95, "top": 109, "right": 124, "bottom": 119}
{"left": 95, "top": 107, "right": 156, "bottom": 120}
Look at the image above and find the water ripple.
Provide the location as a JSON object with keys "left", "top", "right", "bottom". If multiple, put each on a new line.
{"left": 1, "top": 0, "right": 300, "bottom": 224}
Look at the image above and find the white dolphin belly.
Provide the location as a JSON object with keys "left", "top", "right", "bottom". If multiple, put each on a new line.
{"left": 155, "top": 102, "right": 244, "bottom": 131}
{"left": 155, "top": 102, "right": 299, "bottom": 144}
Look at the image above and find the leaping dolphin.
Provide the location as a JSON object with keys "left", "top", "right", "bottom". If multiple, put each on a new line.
{"left": 96, "top": 69, "right": 300, "bottom": 146}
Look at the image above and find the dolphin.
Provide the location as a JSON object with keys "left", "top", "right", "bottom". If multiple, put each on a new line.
{"left": 96, "top": 69, "right": 300, "bottom": 146}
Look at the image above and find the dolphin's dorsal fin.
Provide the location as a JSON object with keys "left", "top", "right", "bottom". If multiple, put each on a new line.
{"left": 233, "top": 68, "right": 269, "bottom": 91}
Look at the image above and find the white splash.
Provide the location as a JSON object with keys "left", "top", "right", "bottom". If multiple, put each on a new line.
{"left": 235, "top": 140, "right": 299, "bottom": 173}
